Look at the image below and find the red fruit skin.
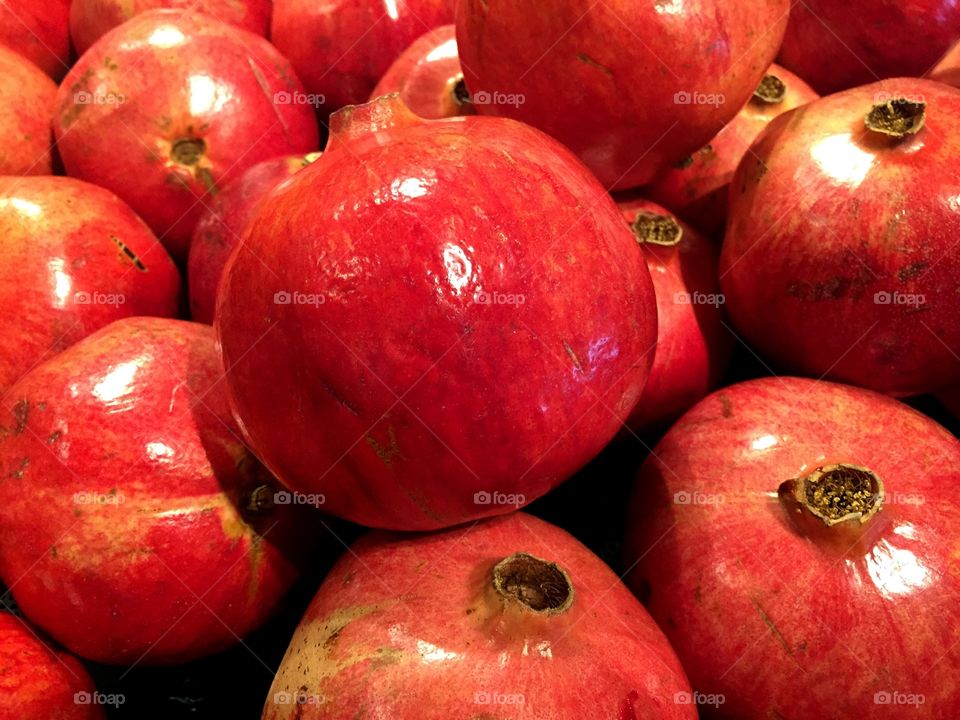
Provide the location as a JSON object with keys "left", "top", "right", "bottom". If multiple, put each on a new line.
{"left": 0, "top": 176, "right": 180, "bottom": 396}
{"left": 0, "top": 44, "right": 58, "bottom": 176}
{"left": 0, "top": 0, "right": 70, "bottom": 79}
{"left": 70, "top": 0, "right": 272, "bottom": 55}
{"left": 646, "top": 65, "right": 818, "bottom": 238}
{"left": 264, "top": 512, "right": 695, "bottom": 720}
{"left": 618, "top": 199, "right": 730, "bottom": 432}
{"left": 0, "top": 614, "right": 104, "bottom": 720}
{"left": 272, "top": 0, "right": 455, "bottom": 115}
{"left": 625, "top": 377, "right": 960, "bottom": 719}
{"left": 720, "top": 78, "right": 960, "bottom": 397}
{"left": 188, "top": 153, "right": 316, "bottom": 324}
{"left": 371, "top": 25, "right": 471, "bottom": 120}
{"left": 217, "top": 96, "right": 658, "bottom": 531}
{"left": 456, "top": 0, "right": 789, "bottom": 190}
{"left": 778, "top": 0, "right": 960, "bottom": 95}
{"left": 0, "top": 318, "right": 313, "bottom": 665}
{"left": 930, "top": 43, "right": 960, "bottom": 87}
{"left": 54, "top": 10, "right": 320, "bottom": 262}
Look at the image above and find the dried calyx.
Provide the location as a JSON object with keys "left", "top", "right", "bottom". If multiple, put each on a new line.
{"left": 631, "top": 211, "right": 683, "bottom": 247}
{"left": 244, "top": 484, "right": 276, "bottom": 514}
{"left": 753, "top": 74, "right": 787, "bottom": 104}
{"left": 779, "top": 463, "right": 883, "bottom": 537}
{"left": 171, "top": 137, "right": 205, "bottom": 165}
{"left": 865, "top": 99, "right": 926, "bottom": 138}
{"left": 452, "top": 76, "right": 471, "bottom": 107}
{"left": 492, "top": 552, "right": 574, "bottom": 614}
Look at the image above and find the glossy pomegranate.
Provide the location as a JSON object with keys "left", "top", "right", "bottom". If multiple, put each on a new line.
{"left": 779, "top": 0, "right": 960, "bottom": 95}
{"left": 456, "top": 0, "right": 789, "bottom": 190}
{"left": 0, "top": 318, "right": 313, "bottom": 665}
{"left": 0, "top": 176, "right": 180, "bottom": 396}
{"left": 54, "top": 10, "right": 319, "bottom": 261}
{"left": 265, "top": 512, "right": 695, "bottom": 719}
{"left": 69, "top": 0, "right": 272, "bottom": 54}
{"left": 618, "top": 199, "right": 730, "bottom": 431}
{"left": 0, "top": 44, "right": 58, "bottom": 176}
{"left": 217, "top": 95, "right": 658, "bottom": 531}
{"left": 272, "top": 0, "right": 454, "bottom": 115}
{"left": 646, "top": 65, "right": 817, "bottom": 238}
{"left": 721, "top": 78, "right": 960, "bottom": 396}
{"left": 625, "top": 377, "right": 960, "bottom": 719}
{"left": 371, "top": 25, "right": 471, "bottom": 119}
{"left": 0, "top": 0, "right": 70, "bottom": 79}
{"left": 189, "top": 152, "right": 319, "bottom": 323}
{"left": 930, "top": 42, "right": 960, "bottom": 87}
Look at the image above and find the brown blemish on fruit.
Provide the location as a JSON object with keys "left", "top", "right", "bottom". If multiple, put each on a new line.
{"left": 753, "top": 74, "right": 787, "bottom": 104}
{"left": 492, "top": 552, "right": 574, "bottom": 614}
{"left": 577, "top": 53, "right": 613, "bottom": 77}
{"left": 751, "top": 597, "right": 793, "bottom": 657}
{"left": 47, "top": 430, "right": 62, "bottom": 444}
{"left": 8, "top": 457, "right": 28, "bottom": 479}
{"left": 674, "top": 155, "right": 694, "bottom": 170}
{"left": 719, "top": 394, "right": 733, "bottom": 418}
{"left": 12, "top": 400, "right": 28, "bottom": 434}
{"left": 365, "top": 426, "right": 403, "bottom": 466}
{"left": 563, "top": 341, "right": 583, "bottom": 373}
{"left": 110, "top": 235, "right": 148, "bottom": 272}
{"left": 866, "top": 99, "right": 926, "bottom": 138}
{"left": 898, "top": 262, "right": 928, "bottom": 282}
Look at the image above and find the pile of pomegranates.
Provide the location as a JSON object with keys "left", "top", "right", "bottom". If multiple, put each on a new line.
{"left": 2, "top": 1, "right": 960, "bottom": 717}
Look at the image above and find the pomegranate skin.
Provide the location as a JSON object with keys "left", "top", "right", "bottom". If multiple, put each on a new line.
{"left": 456, "top": 0, "right": 789, "bottom": 190}
{"left": 618, "top": 199, "right": 730, "bottom": 432}
{"left": 0, "top": 176, "right": 180, "bottom": 396}
{"left": 779, "top": 0, "right": 960, "bottom": 95}
{"left": 646, "top": 65, "right": 817, "bottom": 238}
{"left": 70, "top": 0, "right": 272, "bottom": 55}
{"left": 217, "top": 95, "right": 658, "bottom": 531}
{"left": 189, "top": 153, "right": 317, "bottom": 324}
{"left": 0, "top": 44, "right": 58, "bottom": 176}
{"left": 0, "top": 0, "right": 70, "bottom": 79}
{"left": 720, "top": 78, "right": 960, "bottom": 396}
{"left": 625, "top": 377, "right": 960, "bottom": 719}
{"left": 371, "top": 25, "right": 471, "bottom": 120}
{"left": 264, "top": 512, "right": 695, "bottom": 720}
{"left": 54, "top": 10, "right": 320, "bottom": 262}
{"left": 271, "top": 0, "right": 454, "bottom": 115}
{"left": 0, "top": 318, "right": 313, "bottom": 665}
{"left": 930, "top": 43, "right": 960, "bottom": 87}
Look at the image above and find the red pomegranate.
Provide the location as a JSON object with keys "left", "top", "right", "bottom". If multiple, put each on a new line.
{"left": 54, "top": 10, "right": 319, "bottom": 261}
{"left": 625, "top": 377, "right": 960, "bottom": 719}
{"left": 217, "top": 94, "right": 658, "bottom": 531}
{"left": 779, "top": 0, "right": 960, "bottom": 95}
{"left": 69, "top": 0, "right": 272, "bottom": 54}
{"left": 456, "top": 0, "right": 789, "bottom": 190}
{"left": 0, "top": 44, "right": 58, "bottom": 176}
{"left": 371, "top": 25, "right": 471, "bottom": 119}
{"left": 188, "top": 152, "right": 319, "bottom": 323}
{"left": 0, "top": 176, "right": 180, "bottom": 396}
{"left": 272, "top": 0, "right": 454, "bottom": 115}
{"left": 0, "top": 318, "right": 314, "bottom": 665}
{"left": 646, "top": 65, "right": 818, "bottom": 238}
{"left": 721, "top": 78, "right": 960, "bottom": 396}
{"left": 265, "top": 512, "right": 695, "bottom": 719}
{"left": 931, "top": 43, "right": 960, "bottom": 88}
{"left": 0, "top": 0, "right": 69, "bottom": 79}
{"left": 617, "top": 199, "right": 730, "bottom": 431}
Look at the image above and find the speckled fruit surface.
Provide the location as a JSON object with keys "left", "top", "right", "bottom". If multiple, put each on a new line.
{"left": 0, "top": 44, "right": 58, "bottom": 176}
{"left": 0, "top": 0, "right": 70, "bottom": 79}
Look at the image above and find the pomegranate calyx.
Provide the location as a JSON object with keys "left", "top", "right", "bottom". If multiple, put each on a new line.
{"left": 753, "top": 74, "right": 787, "bottom": 104}
{"left": 171, "top": 137, "right": 205, "bottom": 166}
{"left": 630, "top": 211, "right": 683, "bottom": 247}
{"left": 865, "top": 99, "right": 926, "bottom": 138}
{"left": 492, "top": 552, "right": 574, "bottom": 614}
{"left": 779, "top": 463, "right": 884, "bottom": 528}
{"left": 328, "top": 93, "right": 420, "bottom": 145}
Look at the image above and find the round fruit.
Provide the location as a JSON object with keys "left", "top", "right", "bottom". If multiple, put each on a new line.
{"left": 217, "top": 94, "right": 658, "bottom": 531}
{"left": 0, "top": 0, "right": 70, "bottom": 79}
{"left": 0, "top": 44, "right": 58, "bottom": 176}
{"left": 721, "top": 78, "right": 960, "bottom": 396}
{"left": 931, "top": 43, "right": 960, "bottom": 88}
{"left": 0, "top": 318, "right": 313, "bottom": 665}
{"left": 625, "top": 377, "right": 960, "bottom": 719}
{"left": 265, "top": 512, "right": 695, "bottom": 719}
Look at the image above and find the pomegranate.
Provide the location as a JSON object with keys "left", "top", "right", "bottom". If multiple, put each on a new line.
{"left": 265, "top": 512, "right": 695, "bottom": 719}
{"left": 188, "top": 152, "right": 319, "bottom": 323}
{"left": 54, "top": 10, "right": 319, "bottom": 261}
{"left": 0, "top": 318, "right": 314, "bottom": 665}
{"left": 0, "top": 176, "right": 180, "bottom": 396}
{"left": 625, "top": 377, "right": 960, "bottom": 718}
{"left": 720, "top": 78, "right": 960, "bottom": 396}
{"left": 272, "top": 0, "right": 454, "bottom": 115}
{"left": 371, "top": 25, "right": 471, "bottom": 119}
{"left": 618, "top": 199, "right": 730, "bottom": 431}
{"left": 217, "top": 94, "right": 658, "bottom": 531}
{"left": 646, "top": 65, "right": 818, "bottom": 238}
{"left": 69, "top": 0, "right": 272, "bottom": 55}
{"left": 456, "top": 0, "right": 789, "bottom": 190}
{"left": 931, "top": 42, "right": 960, "bottom": 88}
{"left": 779, "top": 0, "right": 960, "bottom": 95}
{"left": 0, "top": 0, "right": 70, "bottom": 79}
{"left": 0, "top": 44, "right": 58, "bottom": 176}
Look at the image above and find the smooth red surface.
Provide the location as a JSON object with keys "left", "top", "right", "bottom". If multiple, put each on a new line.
{"left": 0, "top": 0, "right": 70, "bottom": 79}
{"left": 930, "top": 43, "right": 960, "bottom": 87}
{"left": 264, "top": 512, "right": 695, "bottom": 720}
{"left": 70, "top": 0, "right": 272, "bottom": 55}
{"left": 189, "top": 153, "right": 316, "bottom": 323}
{"left": 0, "top": 44, "right": 58, "bottom": 176}
{"left": 0, "top": 176, "right": 180, "bottom": 397}
{"left": 54, "top": 10, "right": 319, "bottom": 262}
{"left": 721, "top": 78, "right": 960, "bottom": 396}
{"left": 217, "top": 95, "right": 658, "bottom": 531}
{"left": 0, "top": 614, "right": 104, "bottom": 720}
{"left": 625, "top": 377, "right": 960, "bottom": 718}
{"left": 371, "top": 25, "right": 471, "bottom": 119}
{"left": 272, "top": 0, "right": 454, "bottom": 116}
{"left": 646, "top": 64, "right": 817, "bottom": 238}
{"left": 779, "top": 0, "right": 960, "bottom": 95}
{"left": 0, "top": 318, "right": 313, "bottom": 665}
{"left": 618, "top": 199, "right": 730, "bottom": 432}
{"left": 456, "top": 0, "right": 789, "bottom": 190}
